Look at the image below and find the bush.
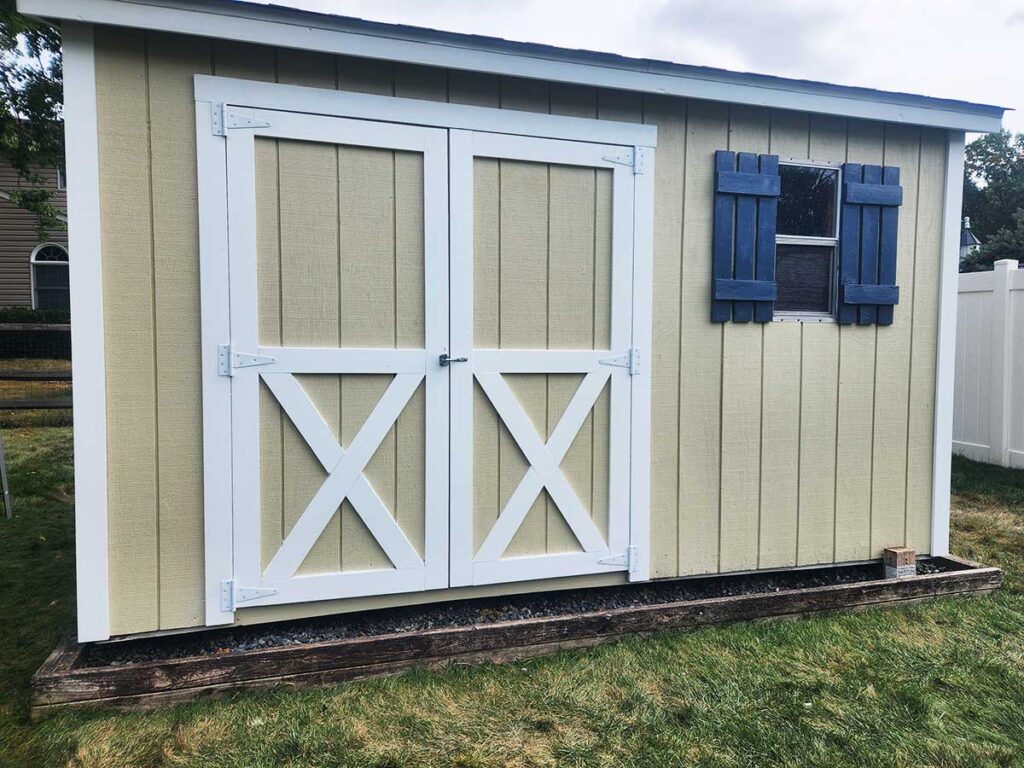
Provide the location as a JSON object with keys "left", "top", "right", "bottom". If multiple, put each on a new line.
{"left": 0, "top": 307, "right": 69, "bottom": 324}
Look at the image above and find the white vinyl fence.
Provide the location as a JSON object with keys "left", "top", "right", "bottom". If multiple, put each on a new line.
{"left": 953, "top": 259, "right": 1024, "bottom": 468}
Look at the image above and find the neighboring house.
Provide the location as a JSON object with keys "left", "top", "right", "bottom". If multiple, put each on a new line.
{"left": 960, "top": 216, "right": 982, "bottom": 264}
{"left": 0, "top": 163, "right": 69, "bottom": 309}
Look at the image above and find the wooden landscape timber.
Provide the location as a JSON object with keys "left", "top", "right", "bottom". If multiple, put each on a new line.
{"left": 31, "top": 555, "right": 1001, "bottom": 717}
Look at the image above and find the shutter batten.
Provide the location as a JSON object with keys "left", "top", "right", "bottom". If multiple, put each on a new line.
{"left": 844, "top": 181, "right": 903, "bottom": 206}
{"left": 711, "top": 149, "right": 780, "bottom": 323}
{"left": 714, "top": 279, "right": 778, "bottom": 301}
{"left": 716, "top": 171, "right": 781, "bottom": 196}
{"left": 838, "top": 162, "right": 902, "bottom": 326}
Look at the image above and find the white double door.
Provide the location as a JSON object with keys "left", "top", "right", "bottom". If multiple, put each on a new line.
{"left": 205, "top": 105, "right": 648, "bottom": 615}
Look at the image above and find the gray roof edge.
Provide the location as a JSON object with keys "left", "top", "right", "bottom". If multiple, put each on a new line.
{"left": 26, "top": 0, "right": 1009, "bottom": 125}
{"left": 269, "top": 1, "right": 1006, "bottom": 119}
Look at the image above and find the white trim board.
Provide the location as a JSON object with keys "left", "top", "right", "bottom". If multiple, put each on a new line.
{"left": 930, "top": 130, "right": 966, "bottom": 558}
{"left": 197, "top": 77, "right": 656, "bottom": 148}
{"left": 63, "top": 22, "right": 110, "bottom": 643}
{"left": 21, "top": 0, "right": 1004, "bottom": 133}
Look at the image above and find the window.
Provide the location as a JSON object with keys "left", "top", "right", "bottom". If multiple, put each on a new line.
{"left": 30, "top": 243, "right": 70, "bottom": 310}
{"left": 775, "top": 161, "right": 840, "bottom": 319}
{"left": 56, "top": 167, "right": 67, "bottom": 190}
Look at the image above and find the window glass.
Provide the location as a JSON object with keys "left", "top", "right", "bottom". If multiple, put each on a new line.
{"left": 31, "top": 244, "right": 70, "bottom": 310}
{"left": 775, "top": 244, "right": 832, "bottom": 313}
{"left": 33, "top": 244, "right": 68, "bottom": 262}
{"left": 777, "top": 165, "right": 838, "bottom": 238}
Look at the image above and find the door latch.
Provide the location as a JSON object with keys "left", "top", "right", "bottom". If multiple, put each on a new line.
{"left": 439, "top": 353, "right": 468, "bottom": 367}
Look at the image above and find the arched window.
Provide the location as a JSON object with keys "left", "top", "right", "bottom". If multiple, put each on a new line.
{"left": 30, "top": 243, "right": 70, "bottom": 310}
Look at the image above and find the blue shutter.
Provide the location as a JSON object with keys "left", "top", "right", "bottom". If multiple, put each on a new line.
{"left": 711, "top": 150, "right": 780, "bottom": 323}
{"left": 839, "top": 163, "right": 902, "bottom": 326}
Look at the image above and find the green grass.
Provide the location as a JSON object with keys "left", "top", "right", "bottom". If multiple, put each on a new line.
{"left": 1, "top": 432, "right": 1023, "bottom": 768}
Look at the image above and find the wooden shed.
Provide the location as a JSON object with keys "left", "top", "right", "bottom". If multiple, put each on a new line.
{"left": 23, "top": 0, "right": 1005, "bottom": 643}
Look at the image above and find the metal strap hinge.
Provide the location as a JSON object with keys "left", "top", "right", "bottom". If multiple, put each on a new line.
{"left": 211, "top": 103, "right": 271, "bottom": 136}
{"left": 599, "top": 347, "right": 640, "bottom": 375}
{"left": 218, "top": 343, "right": 276, "bottom": 376}
{"left": 602, "top": 146, "right": 647, "bottom": 175}
{"left": 599, "top": 546, "right": 638, "bottom": 573}
{"left": 221, "top": 580, "right": 278, "bottom": 612}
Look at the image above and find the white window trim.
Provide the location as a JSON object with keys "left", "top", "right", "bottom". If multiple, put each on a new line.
{"left": 773, "top": 159, "right": 842, "bottom": 323}
{"left": 29, "top": 242, "right": 69, "bottom": 310}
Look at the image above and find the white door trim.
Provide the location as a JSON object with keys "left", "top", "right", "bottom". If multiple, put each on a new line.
{"left": 197, "top": 78, "right": 655, "bottom": 624}
{"left": 195, "top": 75, "right": 656, "bottom": 149}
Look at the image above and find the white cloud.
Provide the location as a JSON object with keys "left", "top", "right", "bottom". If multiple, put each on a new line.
{"left": 238, "top": 0, "right": 1022, "bottom": 132}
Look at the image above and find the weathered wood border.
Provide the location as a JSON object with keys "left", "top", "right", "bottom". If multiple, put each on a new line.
{"left": 31, "top": 556, "right": 1000, "bottom": 717}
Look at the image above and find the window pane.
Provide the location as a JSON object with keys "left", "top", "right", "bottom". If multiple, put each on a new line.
{"left": 34, "top": 245, "right": 68, "bottom": 262}
{"left": 35, "top": 264, "right": 69, "bottom": 288}
{"left": 36, "top": 287, "right": 70, "bottom": 310}
{"left": 775, "top": 244, "right": 832, "bottom": 313}
{"left": 777, "top": 166, "right": 837, "bottom": 237}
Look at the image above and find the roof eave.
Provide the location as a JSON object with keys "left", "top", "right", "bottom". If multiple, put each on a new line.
{"left": 19, "top": 0, "right": 1006, "bottom": 133}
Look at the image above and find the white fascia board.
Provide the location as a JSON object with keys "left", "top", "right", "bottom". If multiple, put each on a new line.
{"left": 21, "top": 0, "right": 1004, "bottom": 133}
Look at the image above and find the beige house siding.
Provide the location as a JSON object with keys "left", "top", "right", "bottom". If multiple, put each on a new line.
{"left": 0, "top": 164, "right": 67, "bottom": 307}
{"left": 93, "top": 27, "right": 947, "bottom": 637}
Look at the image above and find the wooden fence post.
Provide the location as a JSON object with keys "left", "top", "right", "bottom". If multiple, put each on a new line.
{"left": 989, "top": 259, "right": 1018, "bottom": 466}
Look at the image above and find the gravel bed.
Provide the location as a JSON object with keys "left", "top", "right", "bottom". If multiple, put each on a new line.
{"left": 84, "top": 558, "right": 959, "bottom": 667}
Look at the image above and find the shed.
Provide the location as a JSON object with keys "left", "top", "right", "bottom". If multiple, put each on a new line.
{"left": 22, "top": 0, "right": 1006, "bottom": 643}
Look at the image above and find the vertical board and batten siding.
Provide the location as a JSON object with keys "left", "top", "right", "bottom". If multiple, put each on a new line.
{"left": 93, "top": 27, "right": 948, "bottom": 636}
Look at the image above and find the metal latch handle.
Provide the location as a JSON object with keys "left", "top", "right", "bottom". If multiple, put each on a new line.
{"left": 439, "top": 353, "right": 468, "bottom": 367}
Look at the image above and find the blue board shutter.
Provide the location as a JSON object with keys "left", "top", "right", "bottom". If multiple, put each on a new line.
{"left": 839, "top": 163, "right": 902, "bottom": 326}
{"left": 711, "top": 150, "right": 780, "bottom": 323}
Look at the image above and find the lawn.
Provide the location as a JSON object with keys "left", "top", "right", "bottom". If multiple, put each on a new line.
{"left": 0, "top": 359, "right": 73, "bottom": 429}
{"left": 1, "top": 427, "right": 1023, "bottom": 768}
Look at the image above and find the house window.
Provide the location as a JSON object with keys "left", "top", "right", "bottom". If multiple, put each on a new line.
{"left": 56, "top": 167, "right": 67, "bottom": 190}
{"left": 31, "top": 243, "right": 70, "bottom": 310}
{"left": 774, "top": 161, "right": 841, "bottom": 320}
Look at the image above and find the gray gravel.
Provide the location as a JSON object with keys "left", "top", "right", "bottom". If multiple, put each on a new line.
{"left": 84, "top": 558, "right": 959, "bottom": 667}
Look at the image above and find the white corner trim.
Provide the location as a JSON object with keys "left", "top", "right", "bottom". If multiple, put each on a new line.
{"left": 20, "top": 0, "right": 1003, "bottom": 133}
{"left": 63, "top": 22, "right": 110, "bottom": 642}
{"left": 196, "top": 76, "right": 656, "bottom": 148}
{"left": 931, "top": 130, "right": 966, "bottom": 557}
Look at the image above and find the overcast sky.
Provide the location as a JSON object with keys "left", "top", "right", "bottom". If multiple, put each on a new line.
{"left": 241, "top": 0, "right": 1022, "bottom": 134}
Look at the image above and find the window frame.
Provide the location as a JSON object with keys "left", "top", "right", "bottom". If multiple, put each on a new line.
{"left": 773, "top": 158, "right": 842, "bottom": 323}
{"left": 30, "top": 242, "right": 70, "bottom": 310}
